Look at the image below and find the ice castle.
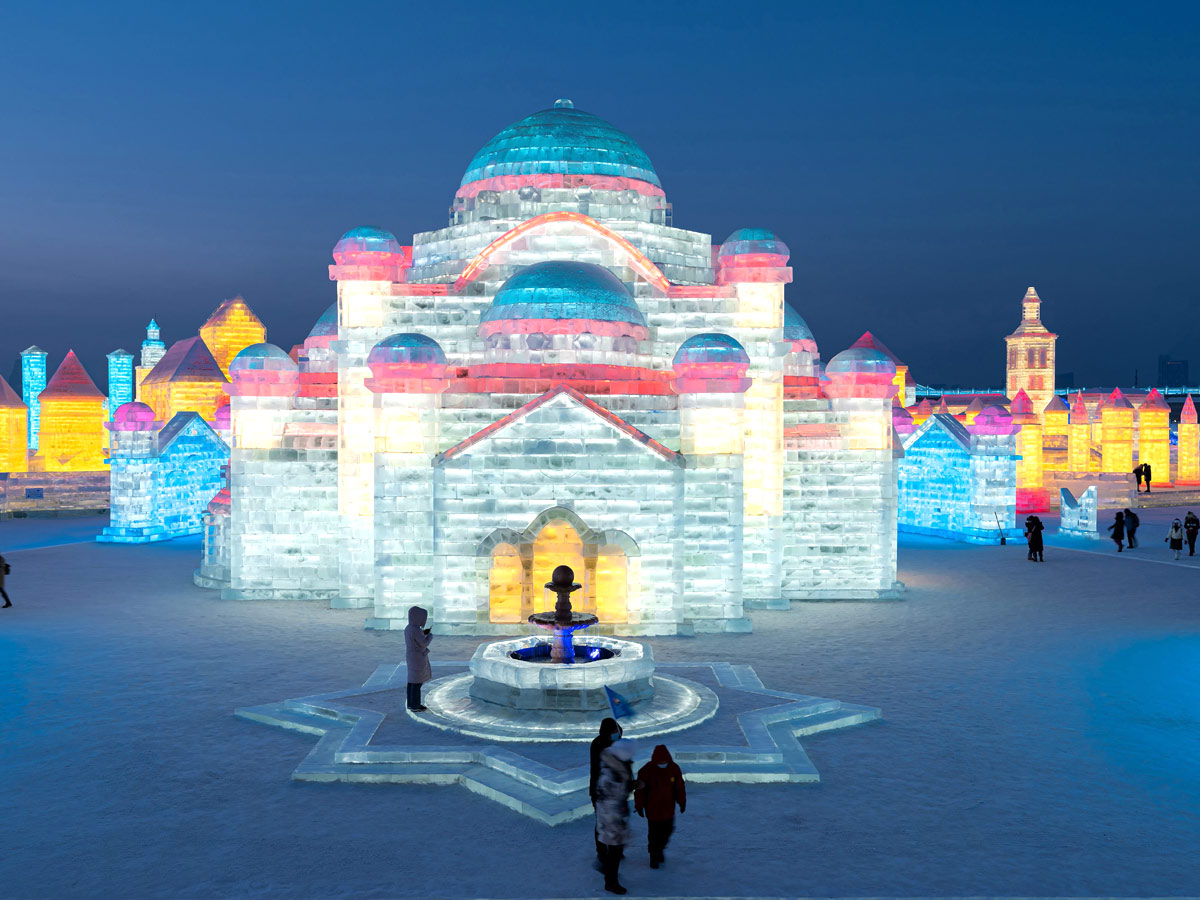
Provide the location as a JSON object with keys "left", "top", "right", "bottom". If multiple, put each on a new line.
{"left": 197, "top": 99, "right": 903, "bottom": 633}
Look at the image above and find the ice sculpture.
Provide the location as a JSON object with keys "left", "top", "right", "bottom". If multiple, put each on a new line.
{"left": 1179, "top": 396, "right": 1200, "bottom": 486}
{"left": 1004, "top": 286, "right": 1057, "bottom": 416}
{"left": 37, "top": 350, "right": 105, "bottom": 472}
{"left": 20, "top": 346, "right": 46, "bottom": 449}
{"left": 0, "top": 374, "right": 28, "bottom": 473}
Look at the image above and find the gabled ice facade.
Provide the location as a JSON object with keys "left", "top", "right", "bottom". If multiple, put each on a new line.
{"left": 198, "top": 100, "right": 902, "bottom": 633}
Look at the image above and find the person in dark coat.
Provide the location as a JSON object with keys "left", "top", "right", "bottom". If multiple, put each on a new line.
{"left": 634, "top": 744, "right": 686, "bottom": 868}
{"left": 595, "top": 739, "right": 637, "bottom": 895}
{"left": 1166, "top": 519, "right": 1185, "bottom": 560}
{"left": 1108, "top": 511, "right": 1125, "bottom": 552}
{"left": 0, "top": 552, "right": 10, "bottom": 608}
{"left": 1143, "top": 462, "right": 1153, "bottom": 492}
{"left": 1185, "top": 511, "right": 1199, "bottom": 557}
{"left": 1024, "top": 516, "right": 1044, "bottom": 562}
{"left": 403, "top": 606, "right": 433, "bottom": 711}
{"left": 1133, "top": 464, "right": 1145, "bottom": 492}
{"left": 590, "top": 718, "right": 623, "bottom": 863}
{"left": 1124, "top": 508, "right": 1140, "bottom": 548}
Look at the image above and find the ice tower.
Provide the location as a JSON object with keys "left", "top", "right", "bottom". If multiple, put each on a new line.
{"left": 20, "top": 346, "right": 47, "bottom": 450}
{"left": 106, "top": 349, "right": 134, "bottom": 418}
{"left": 1005, "top": 287, "right": 1057, "bottom": 417}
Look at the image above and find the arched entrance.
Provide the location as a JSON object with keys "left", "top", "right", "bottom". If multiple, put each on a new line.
{"left": 483, "top": 511, "right": 636, "bottom": 626}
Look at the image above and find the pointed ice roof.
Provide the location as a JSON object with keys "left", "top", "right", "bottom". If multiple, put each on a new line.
{"left": 1183, "top": 395, "right": 1197, "bottom": 425}
{"left": 1138, "top": 387, "right": 1169, "bottom": 411}
{"left": 851, "top": 331, "right": 904, "bottom": 366}
{"left": 935, "top": 397, "right": 950, "bottom": 414}
{"left": 1101, "top": 387, "right": 1133, "bottom": 410}
{"left": 0, "top": 373, "right": 26, "bottom": 409}
{"left": 142, "top": 337, "right": 227, "bottom": 386}
{"left": 1010, "top": 388, "right": 1033, "bottom": 417}
{"left": 22, "top": 345, "right": 45, "bottom": 356}
{"left": 1025, "top": 286, "right": 1040, "bottom": 300}
{"left": 1044, "top": 394, "right": 1069, "bottom": 413}
{"left": 106, "top": 348, "right": 133, "bottom": 360}
{"left": 202, "top": 295, "right": 264, "bottom": 330}
{"left": 1071, "top": 393, "right": 1089, "bottom": 419}
{"left": 40, "top": 350, "right": 103, "bottom": 399}
{"left": 965, "top": 397, "right": 985, "bottom": 414}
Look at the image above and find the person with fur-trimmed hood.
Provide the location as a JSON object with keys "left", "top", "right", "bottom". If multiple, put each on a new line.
{"left": 634, "top": 744, "right": 686, "bottom": 868}
{"left": 403, "top": 606, "right": 433, "bottom": 711}
{"left": 595, "top": 739, "right": 637, "bottom": 895}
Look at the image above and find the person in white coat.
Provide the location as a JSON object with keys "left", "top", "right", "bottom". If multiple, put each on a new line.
{"left": 404, "top": 606, "right": 433, "bottom": 710}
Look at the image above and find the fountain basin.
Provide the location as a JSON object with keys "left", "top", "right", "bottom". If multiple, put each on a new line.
{"left": 469, "top": 636, "right": 654, "bottom": 711}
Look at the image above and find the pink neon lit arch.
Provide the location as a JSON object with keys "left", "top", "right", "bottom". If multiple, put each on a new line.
{"left": 453, "top": 211, "right": 671, "bottom": 294}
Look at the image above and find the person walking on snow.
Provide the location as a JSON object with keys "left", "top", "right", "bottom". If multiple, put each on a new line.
{"left": 595, "top": 739, "right": 637, "bottom": 895}
{"left": 0, "top": 552, "right": 11, "bottom": 608}
{"left": 1124, "top": 508, "right": 1140, "bottom": 549}
{"left": 634, "top": 744, "right": 686, "bottom": 869}
{"left": 1024, "top": 515, "right": 1044, "bottom": 562}
{"left": 1185, "top": 511, "right": 1199, "bottom": 557}
{"left": 1166, "top": 519, "right": 1185, "bottom": 560}
{"left": 1108, "top": 511, "right": 1126, "bottom": 552}
{"left": 590, "top": 718, "right": 623, "bottom": 865}
{"left": 404, "top": 606, "right": 433, "bottom": 711}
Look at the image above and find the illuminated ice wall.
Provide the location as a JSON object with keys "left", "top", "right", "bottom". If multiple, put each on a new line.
{"left": 21, "top": 346, "right": 47, "bottom": 450}
{"left": 201, "top": 100, "right": 901, "bottom": 632}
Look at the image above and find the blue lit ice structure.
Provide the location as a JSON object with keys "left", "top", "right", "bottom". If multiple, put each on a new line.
{"left": 525, "top": 564, "right": 599, "bottom": 663}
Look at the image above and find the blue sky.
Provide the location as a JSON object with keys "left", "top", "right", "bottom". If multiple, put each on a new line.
{"left": 0, "top": 0, "right": 1196, "bottom": 389}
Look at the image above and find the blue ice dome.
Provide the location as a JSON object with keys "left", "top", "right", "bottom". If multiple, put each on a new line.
{"left": 718, "top": 228, "right": 791, "bottom": 264}
{"left": 673, "top": 333, "right": 750, "bottom": 367}
{"left": 824, "top": 346, "right": 896, "bottom": 377}
{"left": 460, "top": 100, "right": 661, "bottom": 188}
{"left": 367, "top": 333, "right": 447, "bottom": 367}
{"left": 784, "top": 303, "right": 813, "bottom": 343}
{"left": 481, "top": 261, "right": 647, "bottom": 328}
{"left": 308, "top": 302, "right": 337, "bottom": 339}
{"left": 334, "top": 226, "right": 402, "bottom": 253}
{"left": 229, "top": 343, "right": 297, "bottom": 373}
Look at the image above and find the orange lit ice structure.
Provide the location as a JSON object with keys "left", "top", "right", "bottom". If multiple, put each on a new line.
{"left": 1178, "top": 395, "right": 1200, "bottom": 486}
{"left": 1067, "top": 393, "right": 1092, "bottom": 473}
{"left": 1041, "top": 394, "right": 1069, "bottom": 471}
{"left": 1005, "top": 286, "right": 1057, "bottom": 417}
{"left": 1010, "top": 389, "right": 1048, "bottom": 512}
{"left": 1099, "top": 388, "right": 1133, "bottom": 474}
{"left": 1136, "top": 388, "right": 1170, "bottom": 487}
{"left": 37, "top": 350, "right": 106, "bottom": 472}
{"left": 0, "top": 374, "right": 28, "bottom": 473}
{"left": 200, "top": 296, "right": 267, "bottom": 378}
{"left": 139, "top": 336, "right": 229, "bottom": 424}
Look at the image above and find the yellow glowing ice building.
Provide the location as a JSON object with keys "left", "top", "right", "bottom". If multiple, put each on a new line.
{"left": 37, "top": 350, "right": 106, "bottom": 472}
{"left": 200, "top": 296, "right": 267, "bottom": 378}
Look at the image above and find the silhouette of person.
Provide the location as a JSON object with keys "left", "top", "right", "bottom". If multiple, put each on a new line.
{"left": 1108, "top": 511, "right": 1125, "bottom": 552}
{"left": 0, "top": 553, "right": 10, "bottom": 608}
{"left": 1185, "top": 511, "right": 1199, "bottom": 557}
{"left": 1142, "top": 462, "right": 1153, "bottom": 492}
{"left": 1133, "top": 464, "right": 1145, "bottom": 492}
{"left": 1124, "top": 508, "right": 1140, "bottom": 548}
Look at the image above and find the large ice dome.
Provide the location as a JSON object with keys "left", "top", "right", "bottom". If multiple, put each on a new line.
{"left": 459, "top": 99, "right": 661, "bottom": 189}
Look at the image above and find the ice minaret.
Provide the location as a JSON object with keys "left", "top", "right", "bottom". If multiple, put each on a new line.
{"left": 1005, "top": 287, "right": 1057, "bottom": 418}
{"left": 106, "top": 349, "right": 134, "bottom": 419}
{"left": 20, "top": 345, "right": 47, "bottom": 450}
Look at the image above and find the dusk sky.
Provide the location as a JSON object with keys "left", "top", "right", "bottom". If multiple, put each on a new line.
{"left": 1, "top": 1, "right": 1196, "bottom": 392}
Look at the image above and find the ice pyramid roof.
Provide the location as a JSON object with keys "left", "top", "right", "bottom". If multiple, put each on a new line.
{"left": 851, "top": 331, "right": 904, "bottom": 366}
{"left": 40, "top": 351, "right": 103, "bottom": 399}
{"left": 0, "top": 373, "right": 26, "bottom": 409}
{"left": 142, "top": 337, "right": 227, "bottom": 386}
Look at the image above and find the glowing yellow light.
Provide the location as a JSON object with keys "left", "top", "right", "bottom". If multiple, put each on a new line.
{"left": 685, "top": 408, "right": 743, "bottom": 455}
{"left": 532, "top": 520, "right": 585, "bottom": 606}
{"left": 340, "top": 281, "right": 386, "bottom": 328}
{"left": 0, "top": 406, "right": 27, "bottom": 473}
{"left": 381, "top": 410, "right": 422, "bottom": 453}
{"left": 1178, "top": 423, "right": 1199, "bottom": 485}
{"left": 1100, "top": 392, "right": 1133, "bottom": 474}
{"left": 594, "top": 545, "right": 628, "bottom": 624}
{"left": 488, "top": 543, "right": 524, "bottom": 624}
{"left": 1137, "top": 390, "right": 1171, "bottom": 485}
{"left": 235, "top": 416, "right": 275, "bottom": 450}
{"left": 39, "top": 398, "right": 105, "bottom": 471}
{"left": 199, "top": 296, "right": 267, "bottom": 378}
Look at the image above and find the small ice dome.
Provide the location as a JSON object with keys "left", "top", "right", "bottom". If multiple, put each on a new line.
{"left": 111, "top": 401, "right": 157, "bottom": 431}
{"left": 783, "top": 303, "right": 814, "bottom": 343}
{"left": 308, "top": 302, "right": 337, "bottom": 340}
{"left": 229, "top": 343, "right": 298, "bottom": 374}
{"left": 718, "top": 228, "right": 790, "bottom": 267}
{"left": 824, "top": 346, "right": 897, "bottom": 378}
{"left": 482, "top": 261, "right": 646, "bottom": 330}
{"left": 332, "top": 226, "right": 406, "bottom": 265}
{"left": 672, "top": 333, "right": 750, "bottom": 368}
{"left": 367, "top": 333, "right": 447, "bottom": 368}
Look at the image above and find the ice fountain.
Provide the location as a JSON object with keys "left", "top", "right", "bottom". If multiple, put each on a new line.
{"left": 517, "top": 564, "right": 605, "bottom": 663}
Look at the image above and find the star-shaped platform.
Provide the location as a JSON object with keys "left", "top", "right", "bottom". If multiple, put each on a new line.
{"left": 236, "top": 661, "right": 880, "bottom": 825}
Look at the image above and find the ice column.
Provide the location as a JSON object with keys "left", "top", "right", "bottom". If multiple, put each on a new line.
{"left": 1178, "top": 396, "right": 1199, "bottom": 486}
{"left": 1068, "top": 394, "right": 1091, "bottom": 472}
{"left": 20, "top": 346, "right": 46, "bottom": 450}
{"left": 1136, "top": 388, "right": 1171, "bottom": 486}
{"left": 1099, "top": 388, "right": 1134, "bottom": 474}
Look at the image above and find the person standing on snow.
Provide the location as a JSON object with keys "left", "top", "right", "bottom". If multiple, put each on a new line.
{"left": 595, "top": 739, "right": 637, "bottom": 895}
{"left": 1108, "top": 511, "right": 1126, "bottom": 552}
{"left": 590, "top": 718, "right": 623, "bottom": 865}
{"left": 1133, "top": 463, "right": 1145, "bottom": 492}
{"left": 0, "top": 552, "right": 11, "bottom": 608}
{"left": 404, "top": 606, "right": 433, "bottom": 711}
{"left": 1143, "top": 462, "right": 1153, "bottom": 493}
{"left": 634, "top": 744, "right": 686, "bottom": 869}
{"left": 1185, "top": 511, "right": 1199, "bottom": 557}
{"left": 1024, "top": 516, "right": 1044, "bottom": 562}
{"left": 1124, "top": 508, "right": 1140, "bottom": 549}
{"left": 1166, "top": 519, "right": 1185, "bottom": 560}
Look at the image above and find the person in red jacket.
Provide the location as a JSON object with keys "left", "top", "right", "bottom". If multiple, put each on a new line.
{"left": 634, "top": 744, "right": 686, "bottom": 868}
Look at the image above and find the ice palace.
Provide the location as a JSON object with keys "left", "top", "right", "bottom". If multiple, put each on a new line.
{"left": 196, "top": 99, "right": 907, "bottom": 633}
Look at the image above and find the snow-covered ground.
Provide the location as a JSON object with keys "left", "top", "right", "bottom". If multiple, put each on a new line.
{"left": 2, "top": 513, "right": 1199, "bottom": 898}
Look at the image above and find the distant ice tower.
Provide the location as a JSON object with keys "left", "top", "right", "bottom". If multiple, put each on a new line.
{"left": 1005, "top": 287, "right": 1057, "bottom": 417}
{"left": 107, "top": 349, "right": 134, "bottom": 419}
{"left": 20, "top": 345, "right": 47, "bottom": 450}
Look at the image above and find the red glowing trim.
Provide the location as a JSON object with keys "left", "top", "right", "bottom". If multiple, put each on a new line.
{"left": 455, "top": 173, "right": 665, "bottom": 201}
{"left": 477, "top": 318, "right": 648, "bottom": 340}
{"left": 437, "top": 384, "right": 682, "bottom": 465}
{"left": 454, "top": 212, "right": 671, "bottom": 294}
